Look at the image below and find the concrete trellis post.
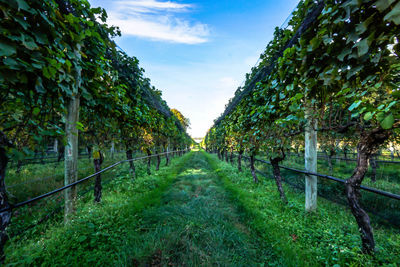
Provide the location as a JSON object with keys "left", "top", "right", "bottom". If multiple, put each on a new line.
{"left": 305, "top": 107, "right": 317, "bottom": 212}
{"left": 110, "top": 141, "right": 115, "bottom": 159}
{"left": 64, "top": 44, "right": 81, "bottom": 223}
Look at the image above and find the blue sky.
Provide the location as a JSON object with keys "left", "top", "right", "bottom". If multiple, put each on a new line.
{"left": 88, "top": 0, "right": 299, "bottom": 137}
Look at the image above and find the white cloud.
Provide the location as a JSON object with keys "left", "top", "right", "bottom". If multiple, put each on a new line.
{"left": 115, "top": 0, "right": 192, "bottom": 13}
{"left": 106, "top": 0, "right": 209, "bottom": 44}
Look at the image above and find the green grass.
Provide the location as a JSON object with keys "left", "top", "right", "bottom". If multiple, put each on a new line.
{"left": 6, "top": 151, "right": 128, "bottom": 202}
{"left": 7, "top": 151, "right": 400, "bottom": 266}
{"left": 6, "top": 152, "right": 169, "bottom": 240}
{"left": 5, "top": 152, "right": 189, "bottom": 266}
{"left": 6, "top": 151, "right": 281, "bottom": 266}
{"left": 250, "top": 153, "right": 400, "bottom": 227}
{"left": 278, "top": 153, "right": 400, "bottom": 194}
{"left": 125, "top": 152, "right": 280, "bottom": 266}
{"left": 205, "top": 151, "right": 400, "bottom": 266}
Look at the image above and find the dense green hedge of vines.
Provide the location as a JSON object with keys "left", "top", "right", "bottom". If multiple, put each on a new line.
{"left": 204, "top": 0, "right": 399, "bottom": 254}
{"left": 206, "top": 0, "right": 399, "bottom": 156}
{"left": 0, "top": 0, "right": 192, "bottom": 160}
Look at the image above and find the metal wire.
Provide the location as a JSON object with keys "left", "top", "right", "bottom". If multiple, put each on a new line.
{"left": 236, "top": 154, "right": 400, "bottom": 201}
{"left": 6, "top": 153, "right": 127, "bottom": 189}
{"left": 0, "top": 150, "right": 187, "bottom": 213}
{"left": 288, "top": 153, "right": 400, "bottom": 164}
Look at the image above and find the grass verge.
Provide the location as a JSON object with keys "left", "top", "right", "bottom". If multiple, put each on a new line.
{"left": 4, "top": 152, "right": 190, "bottom": 266}
{"left": 204, "top": 151, "right": 400, "bottom": 267}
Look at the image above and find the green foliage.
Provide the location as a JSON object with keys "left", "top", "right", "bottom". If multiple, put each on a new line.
{"left": 205, "top": 0, "right": 400, "bottom": 156}
{"left": 204, "top": 0, "right": 400, "bottom": 254}
{"left": 0, "top": 0, "right": 192, "bottom": 163}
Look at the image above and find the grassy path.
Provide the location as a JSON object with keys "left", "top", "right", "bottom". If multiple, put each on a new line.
{"left": 6, "top": 151, "right": 279, "bottom": 266}
{"left": 128, "top": 151, "right": 279, "bottom": 266}
{"left": 6, "top": 150, "right": 399, "bottom": 266}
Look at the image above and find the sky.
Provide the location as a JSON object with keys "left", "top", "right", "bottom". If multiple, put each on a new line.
{"left": 88, "top": 0, "right": 300, "bottom": 138}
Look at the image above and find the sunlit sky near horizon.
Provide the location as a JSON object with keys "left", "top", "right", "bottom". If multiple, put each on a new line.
{"left": 88, "top": 0, "right": 299, "bottom": 138}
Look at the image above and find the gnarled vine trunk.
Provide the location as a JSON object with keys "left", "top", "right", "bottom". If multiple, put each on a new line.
{"left": 250, "top": 153, "right": 258, "bottom": 183}
{"left": 327, "top": 148, "right": 335, "bottom": 176}
{"left": 238, "top": 150, "right": 243, "bottom": 172}
{"left": 16, "top": 160, "right": 22, "bottom": 174}
{"left": 93, "top": 150, "right": 103, "bottom": 203}
{"left": 0, "top": 133, "right": 11, "bottom": 261}
{"left": 165, "top": 144, "right": 170, "bottom": 166}
{"left": 126, "top": 149, "right": 136, "bottom": 179}
{"left": 87, "top": 146, "right": 92, "bottom": 160}
{"left": 224, "top": 149, "right": 229, "bottom": 163}
{"left": 146, "top": 149, "right": 152, "bottom": 175}
{"left": 369, "top": 154, "right": 377, "bottom": 182}
{"left": 230, "top": 149, "right": 234, "bottom": 164}
{"left": 156, "top": 148, "right": 161, "bottom": 171}
{"left": 57, "top": 144, "right": 64, "bottom": 162}
{"left": 345, "top": 128, "right": 390, "bottom": 254}
{"left": 270, "top": 156, "right": 288, "bottom": 204}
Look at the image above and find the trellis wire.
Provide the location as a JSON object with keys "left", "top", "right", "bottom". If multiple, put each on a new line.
{"left": 0, "top": 149, "right": 187, "bottom": 213}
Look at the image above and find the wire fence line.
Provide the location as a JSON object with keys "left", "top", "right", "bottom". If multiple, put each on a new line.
{"left": 9, "top": 149, "right": 130, "bottom": 168}
{"left": 5, "top": 149, "right": 189, "bottom": 239}
{"left": 209, "top": 151, "right": 400, "bottom": 227}
{"left": 1, "top": 149, "right": 188, "bottom": 214}
{"left": 286, "top": 153, "right": 400, "bottom": 165}
{"left": 9, "top": 161, "right": 132, "bottom": 239}
{"left": 248, "top": 157, "right": 400, "bottom": 201}
{"left": 6, "top": 152, "right": 129, "bottom": 189}
{"left": 210, "top": 151, "right": 400, "bottom": 201}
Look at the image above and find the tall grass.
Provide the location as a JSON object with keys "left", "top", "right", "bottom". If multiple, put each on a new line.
{"left": 205, "top": 151, "right": 400, "bottom": 266}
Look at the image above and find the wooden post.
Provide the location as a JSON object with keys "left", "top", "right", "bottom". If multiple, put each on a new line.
{"left": 305, "top": 107, "right": 317, "bottom": 212}
{"left": 64, "top": 44, "right": 81, "bottom": 223}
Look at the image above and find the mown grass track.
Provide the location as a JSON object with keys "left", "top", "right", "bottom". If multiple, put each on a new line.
{"left": 128, "top": 151, "right": 279, "bottom": 266}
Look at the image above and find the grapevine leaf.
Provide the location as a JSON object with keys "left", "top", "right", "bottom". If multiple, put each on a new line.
{"left": 348, "top": 100, "right": 362, "bottom": 111}
{"left": 0, "top": 42, "right": 17, "bottom": 57}
{"left": 376, "top": 112, "right": 385, "bottom": 121}
{"left": 374, "top": 0, "right": 396, "bottom": 12}
{"left": 77, "top": 235, "right": 87, "bottom": 242}
{"left": 32, "top": 107, "right": 40, "bottom": 116}
{"left": 383, "top": 2, "right": 400, "bottom": 25}
{"left": 363, "top": 112, "right": 373, "bottom": 121}
{"left": 15, "top": 0, "right": 30, "bottom": 11}
{"left": 337, "top": 48, "right": 351, "bottom": 61}
{"left": 356, "top": 38, "right": 369, "bottom": 57}
{"left": 380, "top": 114, "right": 394, "bottom": 129}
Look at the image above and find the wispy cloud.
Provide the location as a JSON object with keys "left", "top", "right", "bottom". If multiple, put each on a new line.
{"left": 107, "top": 0, "right": 209, "bottom": 44}
{"left": 115, "top": 0, "right": 192, "bottom": 13}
